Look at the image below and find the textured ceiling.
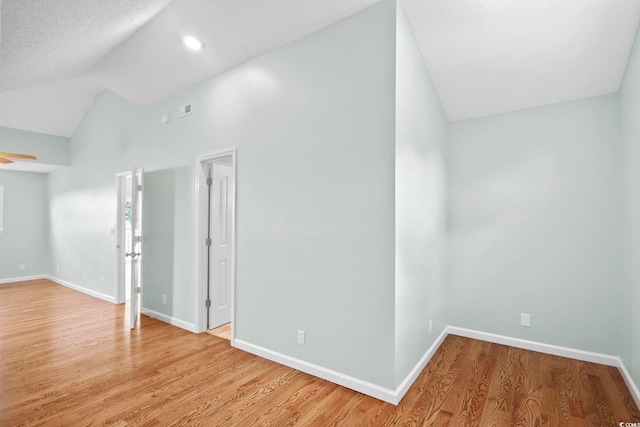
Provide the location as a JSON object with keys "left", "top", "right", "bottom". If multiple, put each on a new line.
{"left": 403, "top": 0, "right": 640, "bottom": 122}
{"left": 1, "top": 0, "right": 640, "bottom": 143}
{"left": 90, "top": 0, "right": 382, "bottom": 106}
{"left": 0, "top": 0, "right": 173, "bottom": 138}
{"left": 0, "top": 0, "right": 172, "bottom": 92}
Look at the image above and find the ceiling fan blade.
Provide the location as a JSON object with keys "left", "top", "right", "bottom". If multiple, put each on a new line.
{"left": 0, "top": 152, "right": 37, "bottom": 160}
{"left": 0, "top": 157, "right": 14, "bottom": 164}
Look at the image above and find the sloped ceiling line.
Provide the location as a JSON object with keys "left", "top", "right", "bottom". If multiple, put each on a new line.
{"left": 0, "top": 0, "right": 639, "bottom": 139}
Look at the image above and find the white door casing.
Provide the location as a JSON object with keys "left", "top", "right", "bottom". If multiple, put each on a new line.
{"left": 129, "top": 168, "right": 143, "bottom": 329}
{"left": 208, "top": 162, "right": 233, "bottom": 329}
{"left": 195, "top": 149, "right": 236, "bottom": 340}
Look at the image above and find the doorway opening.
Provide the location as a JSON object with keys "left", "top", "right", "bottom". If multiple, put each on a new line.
{"left": 195, "top": 149, "right": 236, "bottom": 342}
{"left": 115, "top": 169, "right": 144, "bottom": 329}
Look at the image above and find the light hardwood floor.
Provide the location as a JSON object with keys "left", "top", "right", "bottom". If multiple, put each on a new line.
{"left": 1, "top": 279, "right": 639, "bottom": 426}
{"left": 206, "top": 322, "right": 231, "bottom": 340}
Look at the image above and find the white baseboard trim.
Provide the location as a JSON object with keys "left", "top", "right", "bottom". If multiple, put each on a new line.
{"left": 394, "top": 328, "right": 449, "bottom": 403}
{"left": 447, "top": 326, "right": 619, "bottom": 366}
{"left": 234, "top": 339, "right": 398, "bottom": 404}
{"left": 46, "top": 275, "right": 115, "bottom": 304}
{"left": 141, "top": 308, "right": 197, "bottom": 333}
{"left": 618, "top": 358, "right": 640, "bottom": 409}
{"left": 234, "top": 331, "right": 447, "bottom": 405}
{"left": 447, "top": 326, "right": 640, "bottom": 409}
{"left": 0, "top": 274, "right": 46, "bottom": 284}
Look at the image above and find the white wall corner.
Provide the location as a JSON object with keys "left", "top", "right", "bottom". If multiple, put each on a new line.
{"left": 235, "top": 328, "right": 448, "bottom": 406}
{"left": 46, "top": 275, "right": 115, "bottom": 303}
{"left": 394, "top": 327, "right": 449, "bottom": 404}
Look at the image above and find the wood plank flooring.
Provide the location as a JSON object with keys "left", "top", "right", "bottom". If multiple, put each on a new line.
{"left": 206, "top": 322, "right": 231, "bottom": 340}
{"left": 1, "top": 279, "right": 639, "bottom": 426}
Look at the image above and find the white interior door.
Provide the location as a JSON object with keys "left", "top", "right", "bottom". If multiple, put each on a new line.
{"left": 208, "top": 162, "right": 233, "bottom": 329}
{"left": 129, "top": 168, "right": 143, "bottom": 329}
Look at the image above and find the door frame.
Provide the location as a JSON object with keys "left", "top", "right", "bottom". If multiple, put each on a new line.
{"left": 195, "top": 149, "right": 237, "bottom": 342}
{"left": 115, "top": 171, "right": 129, "bottom": 305}
{"left": 115, "top": 169, "right": 144, "bottom": 307}
{"left": 129, "top": 168, "right": 144, "bottom": 329}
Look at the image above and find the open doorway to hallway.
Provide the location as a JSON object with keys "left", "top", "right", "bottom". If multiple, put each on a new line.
{"left": 195, "top": 149, "right": 236, "bottom": 341}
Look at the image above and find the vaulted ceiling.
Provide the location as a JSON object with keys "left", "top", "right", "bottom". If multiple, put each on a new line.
{"left": 1, "top": 0, "right": 639, "bottom": 138}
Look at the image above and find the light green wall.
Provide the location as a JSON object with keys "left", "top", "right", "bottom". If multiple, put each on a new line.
{"left": 142, "top": 166, "right": 194, "bottom": 321}
{"left": 47, "top": 94, "right": 139, "bottom": 297}
{"left": 232, "top": 0, "right": 397, "bottom": 388}
{"left": 394, "top": 2, "right": 448, "bottom": 383}
{"left": 448, "top": 95, "right": 621, "bottom": 355}
{"left": 0, "top": 127, "right": 69, "bottom": 167}
{"left": 41, "top": 0, "right": 640, "bottom": 395}
{"left": 47, "top": 0, "right": 398, "bottom": 389}
{"left": 619, "top": 25, "right": 640, "bottom": 388}
{"left": 0, "top": 170, "right": 48, "bottom": 279}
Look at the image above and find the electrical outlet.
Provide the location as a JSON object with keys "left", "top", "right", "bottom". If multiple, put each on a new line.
{"left": 162, "top": 294, "right": 167, "bottom": 304}
{"left": 521, "top": 313, "right": 531, "bottom": 327}
{"left": 297, "top": 330, "right": 305, "bottom": 345}
{"left": 56, "top": 265, "right": 60, "bottom": 273}
{"left": 19, "top": 264, "right": 25, "bottom": 271}
{"left": 78, "top": 272, "right": 82, "bottom": 280}
{"left": 101, "top": 278, "right": 105, "bottom": 287}
{"left": 429, "top": 320, "right": 433, "bottom": 335}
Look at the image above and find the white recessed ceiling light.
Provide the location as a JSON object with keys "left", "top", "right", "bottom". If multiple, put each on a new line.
{"left": 183, "top": 35, "right": 203, "bottom": 51}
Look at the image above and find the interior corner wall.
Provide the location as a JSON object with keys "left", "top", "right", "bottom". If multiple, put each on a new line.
{"left": 394, "top": 1, "right": 449, "bottom": 385}
{"left": 448, "top": 95, "right": 621, "bottom": 356}
{"left": 46, "top": 0, "right": 399, "bottom": 390}
{"left": 619, "top": 24, "right": 640, "bottom": 388}
{"left": 0, "top": 170, "right": 48, "bottom": 280}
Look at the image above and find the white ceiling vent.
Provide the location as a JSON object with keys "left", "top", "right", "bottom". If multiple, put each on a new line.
{"left": 178, "top": 102, "right": 192, "bottom": 118}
